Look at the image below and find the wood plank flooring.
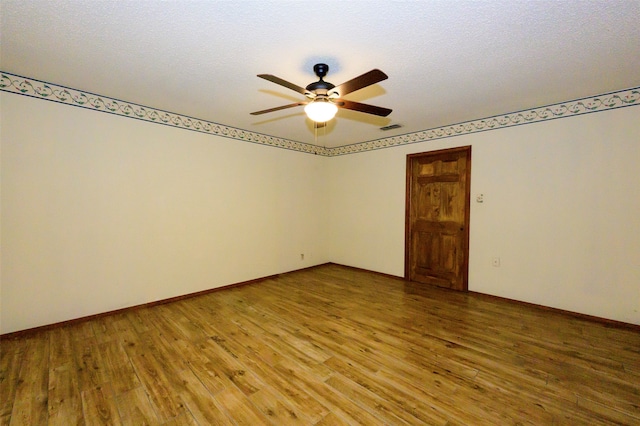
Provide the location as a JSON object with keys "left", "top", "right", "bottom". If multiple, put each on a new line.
{"left": 1, "top": 264, "right": 639, "bottom": 425}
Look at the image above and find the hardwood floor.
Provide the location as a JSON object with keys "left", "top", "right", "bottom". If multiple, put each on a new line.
{"left": 1, "top": 264, "right": 639, "bottom": 425}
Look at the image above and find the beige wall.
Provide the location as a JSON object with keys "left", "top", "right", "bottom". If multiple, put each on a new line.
{"left": 2, "top": 92, "right": 639, "bottom": 333}
{"left": 326, "top": 106, "right": 640, "bottom": 325}
{"left": 1, "top": 93, "right": 329, "bottom": 333}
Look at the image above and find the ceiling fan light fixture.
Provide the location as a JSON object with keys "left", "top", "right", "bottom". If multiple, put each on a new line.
{"left": 304, "top": 99, "right": 338, "bottom": 122}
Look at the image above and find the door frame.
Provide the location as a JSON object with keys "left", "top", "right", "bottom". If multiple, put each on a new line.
{"left": 404, "top": 146, "right": 472, "bottom": 290}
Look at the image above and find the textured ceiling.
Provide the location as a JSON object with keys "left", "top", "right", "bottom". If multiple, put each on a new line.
{"left": 2, "top": 0, "right": 640, "bottom": 148}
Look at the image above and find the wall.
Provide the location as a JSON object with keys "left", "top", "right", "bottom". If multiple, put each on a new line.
{"left": 326, "top": 106, "right": 640, "bottom": 325}
{"left": 1, "top": 93, "right": 329, "bottom": 334}
{"left": 2, "top": 91, "right": 639, "bottom": 333}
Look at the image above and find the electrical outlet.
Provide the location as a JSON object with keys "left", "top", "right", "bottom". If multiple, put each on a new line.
{"left": 492, "top": 257, "right": 501, "bottom": 267}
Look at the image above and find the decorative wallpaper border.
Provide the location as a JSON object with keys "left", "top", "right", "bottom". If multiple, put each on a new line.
{"left": 2, "top": 71, "right": 638, "bottom": 157}
{"left": 332, "top": 87, "right": 640, "bottom": 156}
{"left": 0, "top": 72, "right": 328, "bottom": 156}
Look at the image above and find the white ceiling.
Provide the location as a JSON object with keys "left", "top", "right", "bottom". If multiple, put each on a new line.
{"left": 3, "top": 0, "right": 640, "bottom": 148}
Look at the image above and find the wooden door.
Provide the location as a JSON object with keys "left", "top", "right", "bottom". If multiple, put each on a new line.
{"left": 405, "top": 146, "right": 471, "bottom": 291}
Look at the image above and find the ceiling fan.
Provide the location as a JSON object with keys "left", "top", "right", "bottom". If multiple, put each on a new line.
{"left": 251, "top": 63, "right": 392, "bottom": 123}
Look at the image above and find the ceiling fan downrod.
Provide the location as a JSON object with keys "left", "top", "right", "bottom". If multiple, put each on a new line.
{"left": 306, "top": 63, "right": 335, "bottom": 94}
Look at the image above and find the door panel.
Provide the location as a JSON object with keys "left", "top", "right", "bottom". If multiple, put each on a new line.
{"left": 406, "top": 147, "right": 471, "bottom": 291}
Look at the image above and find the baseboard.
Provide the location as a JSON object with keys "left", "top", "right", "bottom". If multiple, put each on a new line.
{"left": 2, "top": 262, "right": 637, "bottom": 338}
{"left": 328, "top": 262, "right": 640, "bottom": 332}
{"left": 468, "top": 290, "right": 640, "bottom": 332}
{"left": 326, "top": 262, "right": 405, "bottom": 281}
{"left": 1, "top": 263, "right": 330, "bottom": 339}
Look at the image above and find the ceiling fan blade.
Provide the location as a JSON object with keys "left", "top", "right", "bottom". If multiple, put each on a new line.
{"left": 257, "top": 74, "right": 308, "bottom": 95}
{"left": 332, "top": 69, "right": 388, "bottom": 97}
{"left": 335, "top": 99, "right": 392, "bottom": 117}
{"left": 250, "top": 102, "right": 306, "bottom": 115}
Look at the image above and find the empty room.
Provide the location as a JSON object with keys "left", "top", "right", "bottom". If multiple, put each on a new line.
{"left": 1, "top": 1, "right": 639, "bottom": 424}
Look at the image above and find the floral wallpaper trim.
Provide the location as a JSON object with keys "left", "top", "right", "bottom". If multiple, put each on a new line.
{"left": 329, "top": 87, "right": 640, "bottom": 156}
{"left": 0, "top": 72, "right": 328, "bottom": 156}
{"left": 1, "top": 72, "right": 638, "bottom": 157}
